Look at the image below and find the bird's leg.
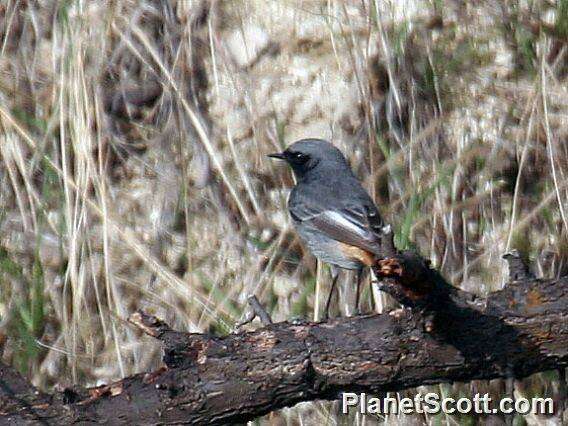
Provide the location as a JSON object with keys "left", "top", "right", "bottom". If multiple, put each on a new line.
{"left": 354, "top": 268, "right": 363, "bottom": 316}
{"left": 323, "top": 269, "right": 339, "bottom": 320}
{"left": 368, "top": 275, "right": 376, "bottom": 312}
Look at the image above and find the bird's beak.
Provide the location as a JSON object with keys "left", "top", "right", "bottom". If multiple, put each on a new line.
{"left": 267, "top": 152, "right": 286, "bottom": 160}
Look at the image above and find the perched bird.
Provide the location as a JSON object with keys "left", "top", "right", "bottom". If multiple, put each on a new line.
{"left": 268, "top": 138, "right": 384, "bottom": 318}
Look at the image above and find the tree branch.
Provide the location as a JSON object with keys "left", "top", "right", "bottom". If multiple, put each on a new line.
{"left": 1, "top": 236, "right": 567, "bottom": 424}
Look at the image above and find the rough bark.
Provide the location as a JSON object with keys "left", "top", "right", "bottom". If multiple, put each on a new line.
{"left": 1, "top": 243, "right": 567, "bottom": 424}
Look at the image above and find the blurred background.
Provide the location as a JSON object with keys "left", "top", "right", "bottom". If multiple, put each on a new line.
{"left": 1, "top": 0, "right": 567, "bottom": 424}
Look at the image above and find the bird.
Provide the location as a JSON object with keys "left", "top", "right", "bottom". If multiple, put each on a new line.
{"left": 268, "top": 138, "right": 384, "bottom": 318}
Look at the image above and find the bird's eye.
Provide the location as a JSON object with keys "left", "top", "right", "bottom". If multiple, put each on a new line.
{"left": 284, "top": 151, "right": 309, "bottom": 164}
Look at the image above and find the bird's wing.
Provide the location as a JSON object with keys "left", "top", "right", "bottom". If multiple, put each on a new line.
{"left": 290, "top": 202, "right": 383, "bottom": 255}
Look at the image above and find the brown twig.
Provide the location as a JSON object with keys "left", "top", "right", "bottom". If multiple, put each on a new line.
{"left": 235, "top": 295, "right": 273, "bottom": 330}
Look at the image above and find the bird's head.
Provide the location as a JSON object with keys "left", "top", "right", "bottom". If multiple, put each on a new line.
{"left": 268, "top": 138, "right": 349, "bottom": 180}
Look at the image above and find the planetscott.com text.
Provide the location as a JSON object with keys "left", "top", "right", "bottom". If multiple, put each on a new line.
{"left": 342, "top": 392, "right": 554, "bottom": 415}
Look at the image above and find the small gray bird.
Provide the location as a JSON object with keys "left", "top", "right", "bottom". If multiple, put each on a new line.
{"left": 268, "top": 138, "right": 384, "bottom": 318}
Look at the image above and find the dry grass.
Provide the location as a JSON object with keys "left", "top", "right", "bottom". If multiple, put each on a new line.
{"left": 0, "top": 0, "right": 567, "bottom": 424}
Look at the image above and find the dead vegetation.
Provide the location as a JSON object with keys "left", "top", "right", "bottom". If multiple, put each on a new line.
{"left": 1, "top": 0, "right": 567, "bottom": 424}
